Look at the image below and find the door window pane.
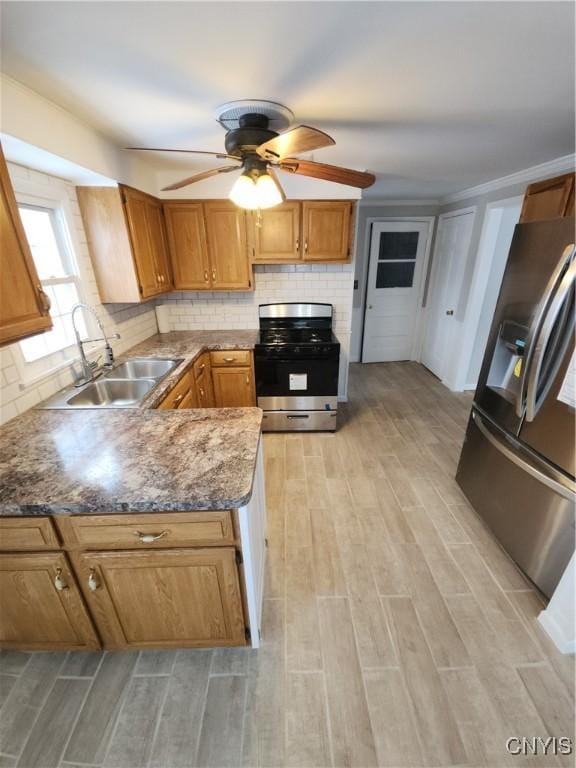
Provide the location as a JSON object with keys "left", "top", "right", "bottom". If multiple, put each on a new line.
{"left": 378, "top": 232, "right": 419, "bottom": 261}
{"left": 376, "top": 261, "right": 415, "bottom": 288}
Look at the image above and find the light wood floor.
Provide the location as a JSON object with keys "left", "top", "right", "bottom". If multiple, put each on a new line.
{"left": 1, "top": 362, "right": 574, "bottom": 768}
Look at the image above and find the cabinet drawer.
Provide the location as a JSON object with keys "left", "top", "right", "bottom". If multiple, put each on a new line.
{"left": 157, "top": 369, "right": 192, "bottom": 409}
{"left": 210, "top": 350, "right": 251, "bottom": 367}
{"left": 0, "top": 517, "right": 60, "bottom": 551}
{"left": 192, "top": 352, "right": 210, "bottom": 380}
{"left": 55, "top": 511, "right": 235, "bottom": 550}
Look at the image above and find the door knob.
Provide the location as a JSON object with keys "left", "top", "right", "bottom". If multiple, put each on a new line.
{"left": 446, "top": 310, "right": 454, "bottom": 316}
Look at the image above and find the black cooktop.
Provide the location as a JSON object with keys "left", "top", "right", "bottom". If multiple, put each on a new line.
{"left": 257, "top": 328, "right": 339, "bottom": 346}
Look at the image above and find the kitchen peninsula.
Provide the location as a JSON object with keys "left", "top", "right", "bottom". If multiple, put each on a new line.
{"left": 0, "top": 332, "right": 266, "bottom": 653}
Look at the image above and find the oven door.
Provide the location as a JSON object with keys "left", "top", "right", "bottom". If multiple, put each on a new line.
{"left": 255, "top": 349, "right": 339, "bottom": 411}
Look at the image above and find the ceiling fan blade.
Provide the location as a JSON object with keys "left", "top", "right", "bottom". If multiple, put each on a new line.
{"left": 256, "top": 125, "right": 335, "bottom": 160}
{"left": 126, "top": 147, "right": 240, "bottom": 162}
{"left": 161, "top": 166, "right": 240, "bottom": 192}
{"left": 278, "top": 159, "right": 375, "bottom": 189}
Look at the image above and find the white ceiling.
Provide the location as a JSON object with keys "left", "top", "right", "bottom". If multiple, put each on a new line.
{"left": 1, "top": 1, "right": 574, "bottom": 198}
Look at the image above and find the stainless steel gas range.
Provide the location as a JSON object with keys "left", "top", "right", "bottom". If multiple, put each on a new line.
{"left": 254, "top": 303, "right": 340, "bottom": 431}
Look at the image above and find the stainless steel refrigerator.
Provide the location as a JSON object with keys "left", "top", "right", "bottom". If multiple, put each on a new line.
{"left": 457, "top": 216, "right": 575, "bottom": 598}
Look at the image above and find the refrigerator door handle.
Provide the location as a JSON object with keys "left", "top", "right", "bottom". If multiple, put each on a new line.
{"left": 516, "top": 243, "right": 576, "bottom": 418}
{"left": 525, "top": 255, "right": 576, "bottom": 422}
{"left": 472, "top": 410, "right": 575, "bottom": 501}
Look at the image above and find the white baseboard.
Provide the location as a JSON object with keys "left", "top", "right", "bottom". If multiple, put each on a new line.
{"left": 538, "top": 609, "right": 576, "bottom": 655}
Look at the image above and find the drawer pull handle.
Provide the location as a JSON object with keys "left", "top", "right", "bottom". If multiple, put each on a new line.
{"left": 246, "top": 375, "right": 250, "bottom": 385}
{"left": 135, "top": 530, "right": 169, "bottom": 544}
{"left": 223, "top": 357, "right": 236, "bottom": 363}
{"left": 173, "top": 393, "right": 185, "bottom": 406}
{"left": 295, "top": 238, "right": 299, "bottom": 252}
{"left": 88, "top": 568, "right": 99, "bottom": 592}
{"left": 54, "top": 568, "right": 68, "bottom": 591}
{"left": 199, "top": 363, "right": 205, "bottom": 372}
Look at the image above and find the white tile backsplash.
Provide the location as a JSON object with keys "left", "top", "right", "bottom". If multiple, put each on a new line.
{"left": 0, "top": 163, "right": 158, "bottom": 426}
{"left": 1, "top": 163, "right": 356, "bottom": 423}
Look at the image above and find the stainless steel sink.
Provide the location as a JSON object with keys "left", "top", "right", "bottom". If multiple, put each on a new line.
{"left": 65, "top": 378, "right": 157, "bottom": 408}
{"left": 37, "top": 357, "right": 184, "bottom": 410}
{"left": 104, "top": 358, "right": 182, "bottom": 380}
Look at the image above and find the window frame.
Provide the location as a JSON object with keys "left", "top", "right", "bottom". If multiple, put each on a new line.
{"left": 12, "top": 188, "right": 96, "bottom": 386}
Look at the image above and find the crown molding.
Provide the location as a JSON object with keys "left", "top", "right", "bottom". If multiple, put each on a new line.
{"left": 440, "top": 153, "right": 576, "bottom": 204}
{"left": 359, "top": 198, "right": 440, "bottom": 206}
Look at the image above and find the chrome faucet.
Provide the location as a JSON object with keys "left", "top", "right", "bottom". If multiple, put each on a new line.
{"left": 71, "top": 303, "right": 120, "bottom": 386}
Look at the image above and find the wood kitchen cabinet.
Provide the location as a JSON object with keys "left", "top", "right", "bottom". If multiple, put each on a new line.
{"left": 72, "top": 547, "right": 246, "bottom": 649}
{"left": 77, "top": 185, "right": 172, "bottom": 303}
{"left": 302, "top": 201, "right": 352, "bottom": 261}
{"left": 211, "top": 366, "right": 256, "bottom": 408}
{"left": 193, "top": 352, "right": 215, "bottom": 407}
{"left": 0, "top": 551, "right": 99, "bottom": 650}
{"left": 164, "top": 200, "right": 252, "bottom": 290}
{"left": 251, "top": 201, "right": 301, "bottom": 262}
{"left": 0, "top": 143, "right": 53, "bottom": 347}
{"left": 204, "top": 202, "right": 252, "bottom": 290}
{"left": 156, "top": 368, "right": 196, "bottom": 410}
{"left": 519, "top": 173, "right": 575, "bottom": 223}
{"left": 249, "top": 200, "right": 353, "bottom": 263}
{"left": 163, "top": 202, "right": 210, "bottom": 290}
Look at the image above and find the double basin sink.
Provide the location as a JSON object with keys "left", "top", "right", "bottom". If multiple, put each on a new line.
{"left": 39, "top": 358, "right": 183, "bottom": 409}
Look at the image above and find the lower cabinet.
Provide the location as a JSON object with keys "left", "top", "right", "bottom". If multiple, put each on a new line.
{"left": 0, "top": 551, "right": 99, "bottom": 650}
{"left": 212, "top": 366, "right": 255, "bottom": 407}
{"left": 72, "top": 547, "right": 246, "bottom": 649}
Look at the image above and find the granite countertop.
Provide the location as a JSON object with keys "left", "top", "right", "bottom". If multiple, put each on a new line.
{"left": 0, "top": 330, "right": 262, "bottom": 516}
{"left": 124, "top": 330, "right": 259, "bottom": 408}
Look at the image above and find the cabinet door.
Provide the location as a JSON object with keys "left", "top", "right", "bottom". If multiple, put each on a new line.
{"left": 122, "top": 188, "right": 162, "bottom": 299}
{"left": 0, "top": 552, "right": 99, "bottom": 650}
{"left": 164, "top": 203, "right": 211, "bottom": 290}
{"left": 252, "top": 202, "right": 301, "bottom": 262}
{"left": 302, "top": 201, "right": 352, "bottom": 261}
{"left": 204, "top": 202, "right": 252, "bottom": 290}
{"left": 520, "top": 173, "right": 575, "bottom": 223}
{"left": 212, "top": 366, "right": 255, "bottom": 407}
{"left": 74, "top": 548, "right": 246, "bottom": 649}
{"left": 0, "top": 144, "right": 52, "bottom": 347}
{"left": 146, "top": 198, "right": 172, "bottom": 292}
{"left": 196, "top": 365, "right": 215, "bottom": 408}
{"left": 179, "top": 383, "right": 198, "bottom": 409}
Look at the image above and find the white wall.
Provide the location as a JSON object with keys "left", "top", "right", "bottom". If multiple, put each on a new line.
{"left": 0, "top": 162, "right": 158, "bottom": 426}
{"left": 158, "top": 263, "right": 354, "bottom": 400}
{"left": 539, "top": 554, "right": 575, "bottom": 654}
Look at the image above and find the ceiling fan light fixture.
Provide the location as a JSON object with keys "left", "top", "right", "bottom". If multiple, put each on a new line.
{"left": 255, "top": 172, "right": 283, "bottom": 209}
{"left": 229, "top": 169, "right": 284, "bottom": 210}
{"left": 229, "top": 173, "right": 259, "bottom": 209}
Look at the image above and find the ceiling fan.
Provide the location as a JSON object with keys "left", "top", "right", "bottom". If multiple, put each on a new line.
{"left": 127, "top": 100, "right": 375, "bottom": 209}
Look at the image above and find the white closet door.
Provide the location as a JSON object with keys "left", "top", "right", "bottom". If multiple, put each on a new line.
{"left": 422, "top": 210, "right": 475, "bottom": 380}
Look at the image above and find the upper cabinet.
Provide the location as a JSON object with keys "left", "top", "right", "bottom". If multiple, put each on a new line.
{"left": 77, "top": 185, "right": 172, "bottom": 303}
{"left": 519, "top": 173, "right": 575, "bottom": 224}
{"left": 164, "top": 202, "right": 210, "bottom": 290}
{"left": 302, "top": 201, "right": 352, "bottom": 261}
{"left": 0, "top": 144, "right": 53, "bottom": 347}
{"left": 250, "top": 200, "right": 353, "bottom": 264}
{"left": 204, "top": 202, "right": 252, "bottom": 290}
{"left": 252, "top": 201, "right": 301, "bottom": 262}
{"left": 164, "top": 201, "right": 252, "bottom": 291}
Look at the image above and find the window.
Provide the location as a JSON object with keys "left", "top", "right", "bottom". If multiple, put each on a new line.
{"left": 17, "top": 205, "right": 87, "bottom": 362}
{"left": 375, "top": 231, "right": 419, "bottom": 289}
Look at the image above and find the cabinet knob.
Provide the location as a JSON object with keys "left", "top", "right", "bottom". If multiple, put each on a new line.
{"left": 173, "top": 393, "right": 185, "bottom": 407}
{"left": 212, "top": 270, "right": 216, "bottom": 281}
{"left": 304, "top": 241, "right": 308, "bottom": 253}
{"left": 199, "top": 387, "right": 205, "bottom": 397}
{"left": 204, "top": 270, "right": 209, "bottom": 282}
{"left": 54, "top": 568, "right": 68, "bottom": 592}
{"left": 37, "top": 286, "right": 51, "bottom": 314}
{"left": 199, "top": 363, "right": 205, "bottom": 372}
{"left": 134, "top": 530, "right": 169, "bottom": 544}
{"left": 246, "top": 375, "right": 250, "bottom": 385}
{"left": 88, "top": 568, "right": 99, "bottom": 592}
{"left": 295, "top": 238, "right": 299, "bottom": 252}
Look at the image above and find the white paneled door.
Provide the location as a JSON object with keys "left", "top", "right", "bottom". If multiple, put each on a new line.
{"left": 421, "top": 209, "right": 476, "bottom": 381}
{"left": 362, "top": 221, "right": 431, "bottom": 362}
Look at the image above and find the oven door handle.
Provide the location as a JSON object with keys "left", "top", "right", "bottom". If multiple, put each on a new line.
{"left": 286, "top": 414, "right": 310, "bottom": 419}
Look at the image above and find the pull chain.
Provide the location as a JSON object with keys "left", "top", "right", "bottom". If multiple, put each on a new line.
{"left": 255, "top": 208, "right": 262, "bottom": 228}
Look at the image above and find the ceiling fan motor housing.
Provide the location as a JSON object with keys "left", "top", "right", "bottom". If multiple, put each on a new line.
{"left": 224, "top": 113, "right": 278, "bottom": 157}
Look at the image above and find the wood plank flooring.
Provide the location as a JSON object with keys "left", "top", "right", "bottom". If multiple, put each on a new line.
{"left": 0, "top": 362, "right": 574, "bottom": 768}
